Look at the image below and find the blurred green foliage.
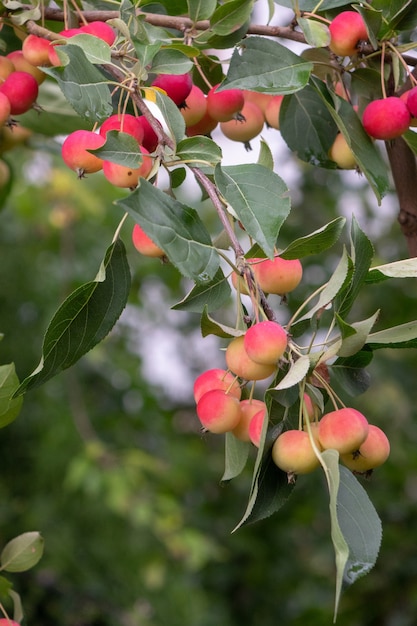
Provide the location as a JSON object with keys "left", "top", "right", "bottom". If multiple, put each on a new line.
{"left": 0, "top": 136, "right": 417, "bottom": 626}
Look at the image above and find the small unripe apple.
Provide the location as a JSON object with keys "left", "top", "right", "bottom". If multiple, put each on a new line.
{"left": 243, "top": 321, "right": 287, "bottom": 365}
{"left": 132, "top": 224, "right": 165, "bottom": 258}
{"left": 329, "top": 11, "right": 368, "bottom": 56}
{"left": 0, "top": 71, "right": 38, "bottom": 115}
{"left": 220, "top": 101, "right": 264, "bottom": 145}
{"left": 232, "top": 398, "right": 267, "bottom": 442}
{"left": 61, "top": 129, "right": 105, "bottom": 177}
{"left": 318, "top": 407, "right": 369, "bottom": 454}
{"left": 255, "top": 256, "right": 303, "bottom": 296}
{"left": 102, "top": 148, "right": 153, "bottom": 188}
{"left": 22, "top": 34, "right": 53, "bottom": 66}
{"left": 225, "top": 336, "right": 277, "bottom": 381}
{"left": 264, "top": 95, "right": 284, "bottom": 130}
{"left": 206, "top": 84, "right": 244, "bottom": 122}
{"left": 193, "top": 368, "right": 241, "bottom": 403}
{"left": 152, "top": 73, "right": 193, "bottom": 106}
{"left": 196, "top": 389, "right": 242, "bottom": 434}
{"left": 341, "top": 424, "right": 390, "bottom": 472}
{"left": 362, "top": 97, "right": 411, "bottom": 140}
{"left": 248, "top": 408, "right": 267, "bottom": 447}
{"left": 272, "top": 429, "right": 320, "bottom": 475}
{"left": 181, "top": 84, "right": 207, "bottom": 127}
{"left": 329, "top": 133, "right": 357, "bottom": 169}
{"left": 99, "top": 113, "right": 144, "bottom": 144}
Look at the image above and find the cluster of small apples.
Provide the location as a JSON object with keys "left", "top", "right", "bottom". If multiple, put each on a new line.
{"left": 272, "top": 403, "right": 390, "bottom": 480}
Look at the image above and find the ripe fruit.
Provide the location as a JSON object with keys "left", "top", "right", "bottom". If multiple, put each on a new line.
{"left": 341, "top": 424, "right": 390, "bottom": 472}
{"left": 329, "top": 133, "right": 357, "bottom": 169}
{"left": 0, "top": 124, "right": 32, "bottom": 153}
{"left": 22, "top": 34, "right": 53, "bottom": 66}
{"left": 61, "top": 129, "right": 105, "bottom": 177}
{"left": 151, "top": 73, "right": 193, "bottom": 106}
{"left": 99, "top": 113, "right": 144, "bottom": 144}
{"left": 132, "top": 224, "right": 165, "bottom": 258}
{"left": 255, "top": 256, "right": 303, "bottom": 295}
{"left": 0, "top": 92, "right": 11, "bottom": 125}
{"left": 0, "top": 71, "right": 38, "bottom": 115}
{"left": 405, "top": 85, "right": 417, "bottom": 117}
{"left": 206, "top": 84, "right": 244, "bottom": 122}
{"left": 220, "top": 101, "right": 264, "bottom": 145}
{"left": 102, "top": 148, "right": 153, "bottom": 187}
{"left": 329, "top": 11, "right": 368, "bottom": 57}
{"left": 243, "top": 321, "right": 287, "bottom": 365}
{"left": 81, "top": 21, "right": 116, "bottom": 46}
{"left": 136, "top": 116, "right": 159, "bottom": 152}
{"left": 186, "top": 110, "right": 218, "bottom": 137}
{"left": 0, "top": 56, "right": 15, "bottom": 81}
{"left": 248, "top": 408, "right": 267, "bottom": 447}
{"left": 243, "top": 90, "right": 272, "bottom": 115}
{"left": 362, "top": 97, "right": 411, "bottom": 140}
{"left": 0, "top": 619, "right": 20, "bottom": 626}
{"left": 264, "top": 95, "right": 284, "bottom": 130}
{"left": 232, "top": 398, "right": 267, "bottom": 442}
{"left": 272, "top": 429, "right": 320, "bottom": 475}
{"left": 225, "top": 335, "right": 277, "bottom": 381}
{"left": 318, "top": 407, "right": 369, "bottom": 455}
{"left": 6, "top": 50, "right": 46, "bottom": 84}
{"left": 196, "top": 389, "right": 241, "bottom": 434}
{"left": 193, "top": 368, "right": 241, "bottom": 403}
{"left": 181, "top": 84, "right": 207, "bottom": 127}
{"left": 302, "top": 393, "right": 317, "bottom": 422}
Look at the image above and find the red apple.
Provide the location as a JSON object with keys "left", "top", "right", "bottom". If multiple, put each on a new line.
{"left": 61, "top": 129, "right": 105, "bottom": 177}
{"left": 318, "top": 407, "right": 369, "bottom": 455}
{"left": 152, "top": 73, "right": 193, "bottom": 106}
{"left": 196, "top": 389, "right": 242, "bottom": 434}
{"left": 243, "top": 321, "right": 287, "bottom": 365}
{"left": 132, "top": 224, "right": 165, "bottom": 258}
{"left": 362, "top": 97, "right": 411, "bottom": 140}
{"left": 341, "top": 424, "right": 390, "bottom": 472}
{"left": 206, "top": 84, "right": 244, "bottom": 122}
{"left": 102, "top": 147, "right": 153, "bottom": 187}
{"left": 225, "top": 336, "right": 277, "bottom": 381}
{"left": 232, "top": 398, "right": 267, "bottom": 442}
{"left": 272, "top": 429, "right": 320, "bottom": 475}
{"left": 193, "top": 368, "right": 241, "bottom": 403}
{"left": 329, "top": 11, "right": 368, "bottom": 56}
{"left": 220, "top": 101, "right": 264, "bottom": 146}
{"left": 0, "top": 71, "right": 38, "bottom": 115}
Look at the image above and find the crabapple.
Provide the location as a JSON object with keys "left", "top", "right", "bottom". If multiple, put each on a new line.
{"left": 272, "top": 430, "right": 320, "bottom": 475}
{"left": 329, "top": 11, "right": 368, "bottom": 56}
{"left": 329, "top": 133, "right": 357, "bottom": 169}
{"left": 220, "top": 101, "right": 264, "bottom": 146}
{"left": 0, "top": 619, "right": 20, "bottom": 626}
{"left": 341, "top": 424, "right": 390, "bottom": 472}
{"left": 61, "top": 129, "right": 105, "bottom": 177}
{"left": 0, "top": 56, "right": 15, "bottom": 81}
{"left": 225, "top": 336, "right": 277, "bottom": 381}
{"left": 405, "top": 85, "right": 417, "bottom": 117}
{"left": 193, "top": 368, "right": 241, "bottom": 403}
{"left": 0, "top": 92, "right": 11, "bottom": 125}
{"left": 151, "top": 73, "right": 193, "bottom": 106}
{"left": 102, "top": 148, "right": 153, "bottom": 188}
{"left": 206, "top": 84, "right": 244, "bottom": 122}
{"left": 302, "top": 393, "right": 317, "bottom": 422}
{"left": 132, "top": 224, "right": 165, "bottom": 259}
{"left": 318, "top": 407, "right": 369, "bottom": 455}
{"left": 232, "top": 398, "right": 267, "bottom": 442}
{"left": 99, "top": 114, "right": 144, "bottom": 144}
{"left": 0, "top": 71, "right": 38, "bottom": 115}
{"left": 186, "top": 110, "right": 218, "bottom": 137}
{"left": 81, "top": 21, "right": 116, "bottom": 46}
{"left": 303, "top": 421, "right": 322, "bottom": 448}
{"left": 6, "top": 50, "right": 46, "bottom": 84}
{"left": 0, "top": 125, "right": 32, "bottom": 153}
{"left": 248, "top": 408, "right": 267, "bottom": 447}
{"left": 243, "top": 90, "right": 272, "bottom": 115}
{"left": 136, "top": 116, "right": 159, "bottom": 153}
{"left": 22, "top": 34, "right": 53, "bottom": 66}
{"left": 181, "top": 84, "right": 207, "bottom": 127}
{"left": 264, "top": 95, "right": 284, "bottom": 130}
{"left": 196, "top": 389, "right": 241, "bottom": 434}
{"left": 243, "top": 321, "right": 287, "bottom": 365}
{"left": 255, "top": 256, "right": 303, "bottom": 295}
{"left": 362, "top": 97, "right": 411, "bottom": 140}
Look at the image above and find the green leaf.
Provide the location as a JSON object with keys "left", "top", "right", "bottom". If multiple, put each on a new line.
{"left": 297, "top": 17, "right": 331, "bottom": 48}
{"left": 151, "top": 48, "right": 194, "bottom": 74}
{"left": 257, "top": 138, "right": 274, "bottom": 170}
{"left": 1, "top": 532, "right": 44, "bottom": 573}
{"left": 220, "top": 37, "right": 312, "bottom": 95}
{"left": 337, "top": 311, "right": 380, "bottom": 358}
{"left": 214, "top": 163, "right": 290, "bottom": 258}
{"left": 91, "top": 131, "right": 145, "bottom": 168}
{"left": 367, "top": 320, "right": 417, "bottom": 349}
{"left": 367, "top": 257, "right": 417, "bottom": 283}
{"left": 187, "top": 0, "right": 217, "bottom": 21}
{"left": 313, "top": 80, "right": 390, "bottom": 202}
{"left": 15, "top": 240, "right": 131, "bottom": 396}
{"left": 172, "top": 269, "right": 231, "bottom": 313}
{"left": 176, "top": 136, "right": 222, "bottom": 165}
{"left": 0, "top": 363, "right": 23, "bottom": 428}
{"left": 43, "top": 45, "right": 113, "bottom": 123}
{"left": 117, "top": 180, "right": 220, "bottom": 283}
{"left": 0, "top": 575, "right": 12, "bottom": 599}
{"left": 154, "top": 90, "right": 186, "bottom": 147}
{"left": 280, "top": 217, "right": 346, "bottom": 259}
{"left": 200, "top": 307, "right": 244, "bottom": 339}
{"left": 280, "top": 84, "right": 338, "bottom": 166}
{"left": 331, "top": 351, "right": 373, "bottom": 396}
{"left": 336, "top": 217, "right": 374, "bottom": 318}
{"left": 273, "top": 355, "right": 310, "bottom": 391}
{"left": 55, "top": 34, "right": 112, "bottom": 64}
{"left": 222, "top": 433, "right": 250, "bottom": 481}
{"left": 211, "top": 0, "right": 254, "bottom": 35}
{"left": 273, "top": 0, "right": 351, "bottom": 7}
